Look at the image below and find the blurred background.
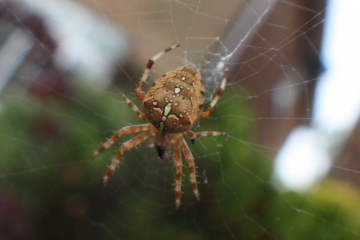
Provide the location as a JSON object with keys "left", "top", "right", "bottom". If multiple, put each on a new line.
{"left": 1, "top": 0, "right": 360, "bottom": 239}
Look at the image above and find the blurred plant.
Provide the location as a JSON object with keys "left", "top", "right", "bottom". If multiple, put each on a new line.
{"left": 1, "top": 78, "right": 360, "bottom": 239}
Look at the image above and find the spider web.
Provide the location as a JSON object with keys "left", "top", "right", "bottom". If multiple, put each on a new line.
{"left": 1, "top": 0, "right": 360, "bottom": 239}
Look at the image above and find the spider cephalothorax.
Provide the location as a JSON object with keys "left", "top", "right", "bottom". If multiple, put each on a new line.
{"left": 92, "top": 44, "right": 228, "bottom": 208}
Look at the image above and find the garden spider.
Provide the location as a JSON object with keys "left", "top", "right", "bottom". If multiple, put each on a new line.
{"left": 92, "top": 44, "right": 228, "bottom": 208}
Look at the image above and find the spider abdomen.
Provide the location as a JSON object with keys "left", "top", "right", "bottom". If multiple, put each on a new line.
{"left": 143, "top": 65, "right": 205, "bottom": 133}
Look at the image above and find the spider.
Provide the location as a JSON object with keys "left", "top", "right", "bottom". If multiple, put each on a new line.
{"left": 92, "top": 44, "right": 228, "bottom": 208}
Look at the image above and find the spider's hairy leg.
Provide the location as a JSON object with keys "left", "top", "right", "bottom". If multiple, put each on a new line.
{"left": 147, "top": 138, "right": 155, "bottom": 149}
{"left": 172, "top": 139, "right": 183, "bottom": 208}
{"left": 91, "top": 124, "right": 151, "bottom": 159}
{"left": 136, "top": 44, "right": 180, "bottom": 101}
{"left": 200, "top": 65, "right": 228, "bottom": 119}
{"left": 186, "top": 130, "right": 227, "bottom": 145}
{"left": 121, "top": 93, "right": 148, "bottom": 120}
{"left": 179, "top": 136, "right": 200, "bottom": 201}
{"left": 185, "top": 130, "right": 227, "bottom": 139}
{"left": 103, "top": 131, "right": 154, "bottom": 186}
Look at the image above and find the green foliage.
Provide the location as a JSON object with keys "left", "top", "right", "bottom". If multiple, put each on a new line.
{"left": 1, "top": 83, "right": 360, "bottom": 239}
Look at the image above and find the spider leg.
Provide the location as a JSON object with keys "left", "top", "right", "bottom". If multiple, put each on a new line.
{"left": 200, "top": 66, "right": 228, "bottom": 119}
{"left": 179, "top": 136, "right": 200, "bottom": 201}
{"left": 103, "top": 131, "right": 154, "bottom": 186}
{"left": 136, "top": 44, "right": 180, "bottom": 101}
{"left": 172, "top": 139, "right": 182, "bottom": 208}
{"left": 92, "top": 124, "right": 151, "bottom": 159}
{"left": 163, "top": 144, "right": 171, "bottom": 159}
{"left": 121, "top": 93, "right": 148, "bottom": 120}
{"left": 147, "top": 138, "right": 155, "bottom": 149}
{"left": 185, "top": 130, "right": 227, "bottom": 139}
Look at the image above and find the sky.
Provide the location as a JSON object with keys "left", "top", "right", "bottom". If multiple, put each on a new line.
{"left": 274, "top": 0, "right": 360, "bottom": 191}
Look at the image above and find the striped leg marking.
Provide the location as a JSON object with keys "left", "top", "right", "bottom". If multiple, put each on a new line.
{"left": 92, "top": 124, "right": 150, "bottom": 159}
{"left": 185, "top": 130, "right": 227, "bottom": 139}
{"left": 200, "top": 65, "right": 228, "bottom": 119}
{"left": 179, "top": 137, "right": 199, "bottom": 201}
{"left": 121, "top": 93, "right": 148, "bottom": 120}
{"left": 103, "top": 131, "right": 154, "bottom": 186}
{"left": 136, "top": 44, "right": 180, "bottom": 101}
{"left": 172, "top": 140, "right": 183, "bottom": 208}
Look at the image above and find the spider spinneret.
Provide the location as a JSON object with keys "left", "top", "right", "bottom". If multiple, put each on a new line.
{"left": 92, "top": 44, "right": 228, "bottom": 208}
